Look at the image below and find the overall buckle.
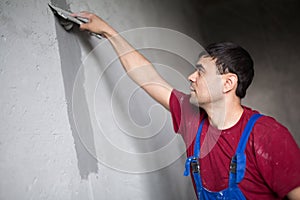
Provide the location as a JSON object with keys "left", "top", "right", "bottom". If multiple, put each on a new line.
{"left": 191, "top": 158, "right": 200, "bottom": 173}
{"left": 230, "top": 157, "right": 237, "bottom": 174}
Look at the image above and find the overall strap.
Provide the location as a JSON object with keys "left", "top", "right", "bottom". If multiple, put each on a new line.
{"left": 184, "top": 117, "right": 206, "bottom": 176}
{"left": 229, "top": 113, "right": 263, "bottom": 187}
{"left": 194, "top": 117, "right": 206, "bottom": 158}
{"left": 184, "top": 117, "right": 206, "bottom": 199}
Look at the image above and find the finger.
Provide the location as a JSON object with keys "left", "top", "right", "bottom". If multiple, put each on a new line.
{"left": 70, "top": 12, "right": 82, "bottom": 17}
{"left": 71, "top": 11, "right": 93, "bottom": 19}
{"left": 79, "top": 23, "right": 90, "bottom": 31}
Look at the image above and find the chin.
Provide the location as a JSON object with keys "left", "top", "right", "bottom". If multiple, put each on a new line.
{"left": 189, "top": 97, "right": 200, "bottom": 107}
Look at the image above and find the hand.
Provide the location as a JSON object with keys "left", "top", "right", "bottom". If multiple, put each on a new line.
{"left": 71, "top": 11, "right": 116, "bottom": 37}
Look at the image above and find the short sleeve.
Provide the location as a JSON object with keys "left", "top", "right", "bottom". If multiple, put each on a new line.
{"left": 169, "top": 89, "right": 187, "bottom": 133}
{"left": 169, "top": 89, "right": 203, "bottom": 134}
{"left": 253, "top": 116, "right": 300, "bottom": 198}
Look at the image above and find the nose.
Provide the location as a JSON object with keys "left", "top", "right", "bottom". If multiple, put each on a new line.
{"left": 188, "top": 70, "right": 198, "bottom": 83}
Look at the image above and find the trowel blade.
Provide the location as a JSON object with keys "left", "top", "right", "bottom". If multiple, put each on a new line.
{"left": 48, "top": 3, "right": 102, "bottom": 38}
{"left": 48, "top": 3, "right": 82, "bottom": 31}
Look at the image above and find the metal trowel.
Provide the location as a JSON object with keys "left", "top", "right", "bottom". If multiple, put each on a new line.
{"left": 48, "top": 3, "right": 102, "bottom": 39}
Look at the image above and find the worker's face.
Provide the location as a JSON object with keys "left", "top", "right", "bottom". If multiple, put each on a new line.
{"left": 188, "top": 56, "right": 224, "bottom": 107}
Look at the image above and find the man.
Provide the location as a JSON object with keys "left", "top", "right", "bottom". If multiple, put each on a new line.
{"left": 71, "top": 11, "right": 300, "bottom": 199}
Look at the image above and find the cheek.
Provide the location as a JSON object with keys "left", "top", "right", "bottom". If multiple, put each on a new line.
{"left": 195, "top": 80, "right": 211, "bottom": 99}
{"left": 205, "top": 76, "right": 223, "bottom": 96}
{"left": 196, "top": 78, "right": 208, "bottom": 92}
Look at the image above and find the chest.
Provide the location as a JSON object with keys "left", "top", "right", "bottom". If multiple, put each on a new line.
{"left": 185, "top": 121, "right": 246, "bottom": 158}
{"left": 185, "top": 121, "right": 258, "bottom": 191}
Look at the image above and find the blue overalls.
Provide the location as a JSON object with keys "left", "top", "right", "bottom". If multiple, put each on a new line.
{"left": 184, "top": 113, "right": 263, "bottom": 200}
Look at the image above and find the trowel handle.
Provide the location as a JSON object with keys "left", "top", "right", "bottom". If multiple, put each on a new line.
{"left": 89, "top": 32, "right": 103, "bottom": 39}
{"left": 76, "top": 17, "right": 103, "bottom": 39}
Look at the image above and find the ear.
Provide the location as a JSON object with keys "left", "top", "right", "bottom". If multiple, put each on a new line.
{"left": 223, "top": 73, "right": 238, "bottom": 93}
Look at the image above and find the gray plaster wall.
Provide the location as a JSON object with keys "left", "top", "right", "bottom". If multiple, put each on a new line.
{"left": 0, "top": 0, "right": 299, "bottom": 200}
{"left": 0, "top": 0, "right": 88, "bottom": 199}
{"left": 0, "top": 0, "right": 201, "bottom": 199}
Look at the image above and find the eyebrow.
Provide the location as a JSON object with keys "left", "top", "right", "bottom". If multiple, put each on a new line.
{"left": 195, "top": 64, "right": 205, "bottom": 72}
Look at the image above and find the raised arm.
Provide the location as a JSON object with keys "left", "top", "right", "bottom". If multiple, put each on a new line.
{"left": 72, "top": 12, "right": 173, "bottom": 110}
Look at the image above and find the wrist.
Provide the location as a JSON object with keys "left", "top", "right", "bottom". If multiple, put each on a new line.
{"left": 102, "top": 27, "right": 118, "bottom": 38}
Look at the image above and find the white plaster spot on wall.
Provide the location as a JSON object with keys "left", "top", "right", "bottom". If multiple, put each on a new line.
{"left": 27, "top": 177, "right": 38, "bottom": 192}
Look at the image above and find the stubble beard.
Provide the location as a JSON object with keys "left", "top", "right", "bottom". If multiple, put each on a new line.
{"left": 189, "top": 93, "right": 201, "bottom": 108}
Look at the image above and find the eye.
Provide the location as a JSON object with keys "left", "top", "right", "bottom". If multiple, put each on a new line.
{"left": 197, "top": 69, "right": 202, "bottom": 76}
{"left": 195, "top": 64, "right": 205, "bottom": 75}
{"left": 197, "top": 68, "right": 204, "bottom": 76}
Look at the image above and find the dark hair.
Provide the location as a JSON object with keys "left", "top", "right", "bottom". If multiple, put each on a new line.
{"left": 204, "top": 42, "right": 254, "bottom": 98}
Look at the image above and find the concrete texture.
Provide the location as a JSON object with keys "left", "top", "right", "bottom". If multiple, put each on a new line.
{"left": 0, "top": 0, "right": 299, "bottom": 199}
{"left": 50, "top": 0, "right": 99, "bottom": 180}
{"left": 0, "top": 0, "right": 86, "bottom": 199}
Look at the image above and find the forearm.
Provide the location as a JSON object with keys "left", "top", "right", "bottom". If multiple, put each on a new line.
{"left": 103, "top": 29, "right": 166, "bottom": 89}
{"left": 73, "top": 12, "right": 173, "bottom": 109}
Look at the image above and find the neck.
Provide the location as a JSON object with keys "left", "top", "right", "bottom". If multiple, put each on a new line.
{"left": 202, "top": 97, "right": 244, "bottom": 130}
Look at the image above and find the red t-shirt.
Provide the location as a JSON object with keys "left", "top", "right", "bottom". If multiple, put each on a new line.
{"left": 169, "top": 89, "right": 300, "bottom": 199}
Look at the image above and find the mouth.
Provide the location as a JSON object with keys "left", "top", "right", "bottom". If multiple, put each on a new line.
{"left": 190, "top": 87, "right": 196, "bottom": 93}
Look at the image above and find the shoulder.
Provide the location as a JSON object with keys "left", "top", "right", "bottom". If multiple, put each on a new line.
{"left": 243, "top": 107, "right": 300, "bottom": 198}
{"left": 170, "top": 89, "right": 190, "bottom": 106}
{"left": 255, "top": 115, "right": 289, "bottom": 134}
{"left": 243, "top": 106, "right": 290, "bottom": 136}
{"left": 243, "top": 106, "right": 299, "bottom": 164}
{"left": 170, "top": 89, "right": 200, "bottom": 115}
{"left": 255, "top": 116, "right": 291, "bottom": 141}
{"left": 243, "top": 106, "right": 296, "bottom": 152}
{"left": 170, "top": 89, "right": 205, "bottom": 133}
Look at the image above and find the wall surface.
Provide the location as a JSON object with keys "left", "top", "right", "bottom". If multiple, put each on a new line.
{"left": 0, "top": 0, "right": 202, "bottom": 199}
{"left": 0, "top": 0, "right": 299, "bottom": 200}
{"left": 0, "top": 0, "right": 87, "bottom": 199}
